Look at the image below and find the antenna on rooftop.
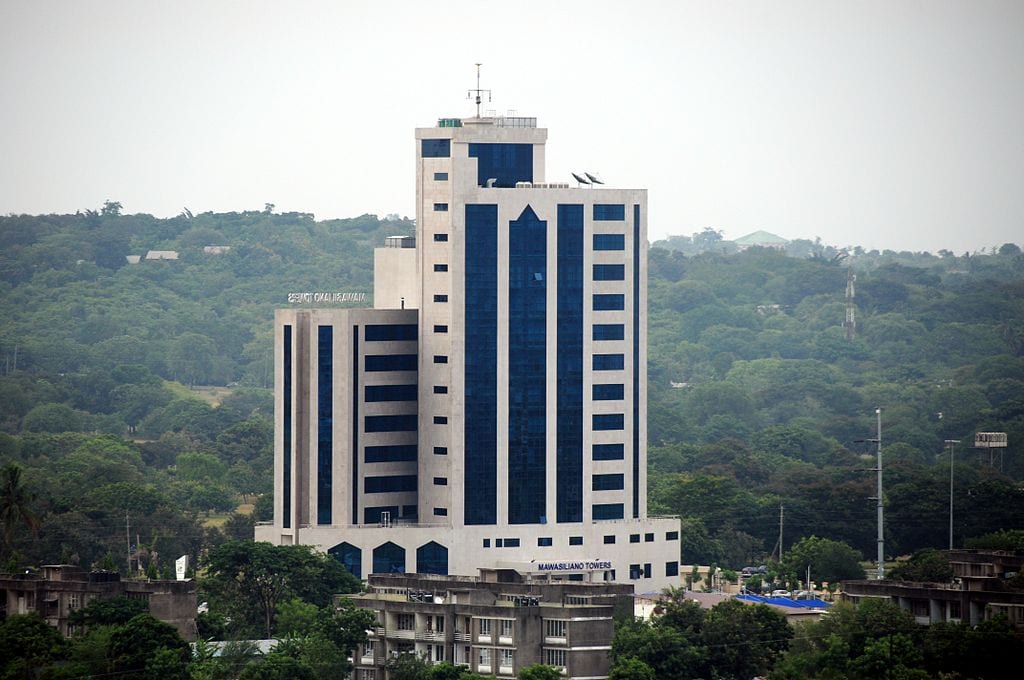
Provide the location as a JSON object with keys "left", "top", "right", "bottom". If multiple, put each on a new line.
{"left": 468, "top": 63, "right": 492, "bottom": 118}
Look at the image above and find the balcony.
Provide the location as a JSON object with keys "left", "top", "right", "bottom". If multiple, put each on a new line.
{"left": 415, "top": 629, "right": 446, "bottom": 642}
{"left": 453, "top": 631, "right": 471, "bottom": 642}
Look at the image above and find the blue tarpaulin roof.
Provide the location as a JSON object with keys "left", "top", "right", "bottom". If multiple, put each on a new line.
{"left": 736, "top": 594, "right": 831, "bottom": 609}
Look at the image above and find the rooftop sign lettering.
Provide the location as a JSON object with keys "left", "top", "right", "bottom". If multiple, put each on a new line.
{"left": 536, "top": 560, "right": 612, "bottom": 572}
{"left": 287, "top": 292, "right": 367, "bottom": 304}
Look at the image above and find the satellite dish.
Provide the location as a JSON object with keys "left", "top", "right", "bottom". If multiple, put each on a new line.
{"left": 572, "top": 172, "right": 591, "bottom": 186}
{"left": 584, "top": 172, "right": 604, "bottom": 185}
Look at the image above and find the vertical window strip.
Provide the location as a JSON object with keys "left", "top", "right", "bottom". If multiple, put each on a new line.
{"left": 317, "top": 325, "right": 333, "bottom": 525}
{"left": 283, "top": 325, "right": 292, "bottom": 529}
{"left": 556, "top": 204, "right": 584, "bottom": 523}
{"left": 508, "top": 206, "right": 547, "bottom": 524}
{"left": 352, "top": 325, "right": 360, "bottom": 524}
{"left": 633, "top": 204, "right": 641, "bottom": 518}
{"left": 464, "top": 204, "right": 498, "bottom": 525}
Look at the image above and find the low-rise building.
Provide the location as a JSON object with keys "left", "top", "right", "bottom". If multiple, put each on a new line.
{"left": 0, "top": 565, "right": 197, "bottom": 639}
{"left": 842, "top": 550, "right": 1024, "bottom": 627}
{"left": 344, "top": 570, "right": 632, "bottom": 679}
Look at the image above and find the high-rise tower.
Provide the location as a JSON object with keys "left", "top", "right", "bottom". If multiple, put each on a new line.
{"left": 258, "top": 114, "right": 680, "bottom": 589}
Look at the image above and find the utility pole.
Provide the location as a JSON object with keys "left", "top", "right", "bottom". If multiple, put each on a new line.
{"left": 844, "top": 267, "right": 857, "bottom": 340}
{"left": 125, "top": 511, "right": 132, "bottom": 576}
{"left": 778, "top": 504, "right": 784, "bottom": 562}
{"left": 875, "top": 408, "right": 884, "bottom": 579}
{"left": 946, "top": 439, "right": 960, "bottom": 550}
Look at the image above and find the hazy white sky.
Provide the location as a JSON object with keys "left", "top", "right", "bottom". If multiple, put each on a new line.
{"left": 2, "top": 0, "right": 1021, "bottom": 253}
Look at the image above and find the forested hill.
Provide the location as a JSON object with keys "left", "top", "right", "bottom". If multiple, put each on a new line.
{"left": 1, "top": 207, "right": 1024, "bottom": 571}
{"left": 0, "top": 204, "right": 414, "bottom": 389}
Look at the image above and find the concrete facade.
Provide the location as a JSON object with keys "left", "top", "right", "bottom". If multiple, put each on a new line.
{"left": 0, "top": 565, "right": 197, "bottom": 640}
{"left": 842, "top": 550, "right": 1024, "bottom": 627}
{"left": 257, "top": 114, "right": 681, "bottom": 592}
{"left": 347, "top": 571, "right": 630, "bottom": 680}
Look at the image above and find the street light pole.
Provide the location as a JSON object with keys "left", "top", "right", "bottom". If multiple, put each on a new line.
{"left": 946, "top": 439, "right": 960, "bottom": 550}
{"left": 876, "top": 408, "right": 884, "bottom": 579}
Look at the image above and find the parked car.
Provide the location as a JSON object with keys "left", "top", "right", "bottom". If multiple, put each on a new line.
{"left": 770, "top": 589, "right": 792, "bottom": 598}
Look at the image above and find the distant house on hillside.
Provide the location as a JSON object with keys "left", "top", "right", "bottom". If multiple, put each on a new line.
{"left": 203, "top": 245, "right": 231, "bottom": 255}
{"left": 733, "top": 230, "right": 788, "bottom": 251}
{"left": 125, "top": 255, "right": 142, "bottom": 264}
{"left": 145, "top": 250, "right": 179, "bottom": 261}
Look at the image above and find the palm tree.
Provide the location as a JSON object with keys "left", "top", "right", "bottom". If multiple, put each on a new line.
{"left": 1, "top": 463, "right": 39, "bottom": 555}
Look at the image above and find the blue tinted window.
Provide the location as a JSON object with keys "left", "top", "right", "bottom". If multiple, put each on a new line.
{"left": 416, "top": 541, "right": 448, "bottom": 575}
{"left": 317, "top": 326, "right": 332, "bottom": 525}
{"left": 327, "top": 541, "right": 361, "bottom": 579}
{"left": 433, "top": 416, "right": 447, "bottom": 424}
{"left": 594, "top": 503, "right": 625, "bottom": 520}
{"left": 433, "top": 172, "right": 449, "bottom": 181}
{"left": 593, "top": 294, "right": 625, "bottom": 311}
{"left": 433, "top": 507, "right": 448, "bottom": 516}
{"left": 365, "top": 354, "right": 417, "bottom": 372}
{"left": 365, "top": 445, "right": 417, "bottom": 463}
{"left": 593, "top": 264, "right": 625, "bottom": 281}
{"left": 633, "top": 204, "right": 641, "bottom": 518}
{"left": 468, "top": 143, "right": 533, "bottom": 188}
{"left": 630, "top": 534, "right": 640, "bottom": 543}
{"left": 434, "top": 264, "right": 448, "bottom": 272}
{"left": 434, "top": 233, "right": 448, "bottom": 242}
{"left": 666, "top": 531, "right": 679, "bottom": 541}
{"left": 465, "top": 204, "right": 498, "bottom": 525}
{"left": 283, "top": 325, "right": 292, "bottom": 529}
{"left": 538, "top": 537, "right": 553, "bottom": 546}
{"left": 593, "top": 204, "right": 625, "bottom": 220}
{"left": 433, "top": 477, "right": 447, "bottom": 486}
{"left": 433, "top": 446, "right": 447, "bottom": 455}
{"left": 421, "top": 138, "right": 450, "bottom": 158}
{"left": 604, "top": 535, "right": 616, "bottom": 544}
{"left": 569, "top": 536, "right": 583, "bottom": 546}
{"left": 434, "top": 294, "right": 448, "bottom": 303}
{"left": 365, "top": 505, "right": 399, "bottom": 523}
{"left": 666, "top": 561, "right": 679, "bottom": 576}
{"left": 433, "top": 355, "right": 448, "bottom": 364}
{"left": 593, "top": 414, "right": 625, "bottom": 431}
{"left": 365, "top": 324, "right": 417, "bottom": 341}
{"left": 508, "top": 206, "right": 547, "bottom": 525}
{"left": 557, "top": 204, "right": 584, "bottom": 523}
{"left": 433, "top": 385, "right": 448, "bottom": 394}
{"left": 593, "top": 383, "right": 624, "bottom": 400}
{"left": 372, "top": 541, "right": 406, "bottom": 574}
{"left": 402, "top": 505, "right": 417, "bottom": 518}
{"left": 593, "top": 473, "right": 625, "bottom": 490}
{"left": 593, "top": 354, "right": 624, "bottom": 370}
{"left": 433, "top": 203, "right": 448, "bottom": 212}
{"left": 364, "top": 414, "right": 417, "bottom": 432}
{"left": 593, "top": 324, "right": 624, "bottom": 341}
{"left": 351, "top": 327, "right": 359, "bottom": 523}
{"left": 503, "top": 538, "right": 520, "bottom": 547}
{"left": 364, "top": 476, "right": 417, "bottom": 494}
{"left": 434, "top": 324, "right": 448, "bottom": 333}
{"left": 593, "top": 443, "right": 625, "bottom": 460}
{"left": 593, "top": 234, "right": 625, "bottom": 251}
{"left": 365, "top": 384, "right": 417, "bottom": 402}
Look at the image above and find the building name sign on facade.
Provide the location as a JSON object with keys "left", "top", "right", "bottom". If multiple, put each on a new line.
{"left": 535, "top": 560, "right": 613, "bottom": 572}
{"left": 974, "top": 432, "right": 1008, "bottom": 448}
{"left": 287, "top": 292, "right": 367, "bottom": 304}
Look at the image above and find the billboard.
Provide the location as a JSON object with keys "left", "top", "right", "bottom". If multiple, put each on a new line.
{"left": 974, "top": 432, "right": 1008, "bottom": 448}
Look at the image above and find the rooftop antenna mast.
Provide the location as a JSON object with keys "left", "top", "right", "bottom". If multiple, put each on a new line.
{"left": 468, "top": 63, "right": 492, "bottom": 118}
